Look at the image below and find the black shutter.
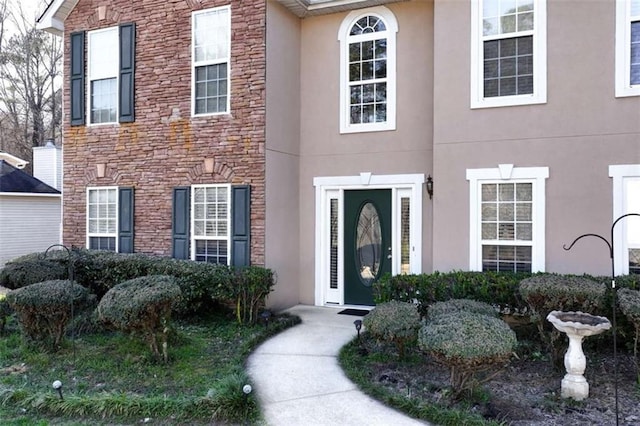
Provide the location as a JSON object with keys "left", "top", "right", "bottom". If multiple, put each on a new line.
{"left": 119, "top": 23, "right": 135, "bottom": 123}
{"left": 172, "top": 187, "right": 190, "bottom": 259}
{"left": 70, "top": 31, "right": 85, "bottom": 126}
{"left": 231, "top": 185, "right": 250, "bottom": 267}
{"left": 118, "top": 187, "right": 134, "bottom": 253}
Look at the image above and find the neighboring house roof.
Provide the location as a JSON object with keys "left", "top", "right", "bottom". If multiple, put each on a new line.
{"left": 275, "top": 0, "right": 408, "bottom": 17}
{"left": 0, "top": 160, "right": 60, "bottom": 194}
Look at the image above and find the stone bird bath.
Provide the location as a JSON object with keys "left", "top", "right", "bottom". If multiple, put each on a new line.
{"left": 546, "top": 310, "right": 611, "bottom": 401}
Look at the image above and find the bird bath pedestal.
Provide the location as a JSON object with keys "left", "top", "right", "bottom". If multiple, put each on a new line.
{"left": 546, "top": 311, "right": 611, "bottom": 401}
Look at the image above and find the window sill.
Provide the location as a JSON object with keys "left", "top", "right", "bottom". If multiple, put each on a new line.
{"left": 340, "top": 122, "right": 396, "bottom": 134}
{"left": 471, "top": 93, "right": 547, "bottom": 109}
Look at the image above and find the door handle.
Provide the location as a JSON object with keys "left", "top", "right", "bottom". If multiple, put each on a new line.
{"left": 387, "top": 246, "right": 392, "bottom": 259}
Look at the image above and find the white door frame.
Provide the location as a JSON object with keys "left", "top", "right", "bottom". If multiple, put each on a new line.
{"left": 313, "top": 172, "right": 425, "bottom": 306}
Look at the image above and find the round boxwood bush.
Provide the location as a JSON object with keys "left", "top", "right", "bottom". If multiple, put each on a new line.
{"left": 418, "top": 311, "right": 516, "bottom": 396}
{"left": 363, "top": 300, "right": 421, "bottom": 357}
{"left": 0, "top": 258, "right": 68, "bottom": 290}
{"left": 97, "top": 275, "right": 181, "bottom": 361}
{"left": 6, "top": 280, "right": 94, "bottom": 348}
{"left": 519, "top": 274, "right": 607, "bottom": 367}
{"left": 427, "top": 298, "right": 498, "bottom": 321}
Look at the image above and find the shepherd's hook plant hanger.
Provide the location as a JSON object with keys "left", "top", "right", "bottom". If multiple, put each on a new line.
{"left": 563, "top": 212, "right": 640, "bottom": 426}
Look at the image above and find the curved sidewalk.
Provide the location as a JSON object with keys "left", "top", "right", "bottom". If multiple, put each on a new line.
{"left": 246, "top": 305, "right": 428, "bottom": 425}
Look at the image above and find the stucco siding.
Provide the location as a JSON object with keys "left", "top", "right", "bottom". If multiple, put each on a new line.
{"left": 432, "top": 0, "right": 640, "bottom": 276}
{"left": 298, "top": 1, "right": 435, "bottom": 303}
{"left": 0, "top": 195, "right": 62, "bottom": 267}
{"left": 265, "top": 0, "right": 301, "bottom": 309}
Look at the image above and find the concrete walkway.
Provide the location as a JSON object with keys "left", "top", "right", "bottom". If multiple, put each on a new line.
{"left": 246, "top": 305, "right": 428, "bottom": 425}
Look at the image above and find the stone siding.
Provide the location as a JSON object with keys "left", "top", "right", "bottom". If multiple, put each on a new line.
{"left": 62, "top": 0, "right": 266, "bottom": 264}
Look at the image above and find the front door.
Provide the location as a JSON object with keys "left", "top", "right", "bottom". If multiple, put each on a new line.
{"left": 344, "top": 189, "right": 392, "bottom": 305}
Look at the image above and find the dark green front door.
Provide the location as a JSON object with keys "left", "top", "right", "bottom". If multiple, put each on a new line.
{"left": 344, "top": 189, "right": 392, "bottom": 305}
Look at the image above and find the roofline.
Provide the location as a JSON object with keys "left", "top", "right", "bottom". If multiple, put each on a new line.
{"left": 36, "top": 0, "right": 78, "bottom": 36}
{"left": 276, "top": 0, "right": 407, "bottom": 18}
{"left": 0, "top": 192, "right": 61, "bottom": 198}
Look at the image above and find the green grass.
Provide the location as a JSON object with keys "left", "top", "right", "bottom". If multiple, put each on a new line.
{"left": 0, "top": 311, "right": 299, "bottom": 425}
{"left": 339, "top": 335, "right": 502, "bottom": 426}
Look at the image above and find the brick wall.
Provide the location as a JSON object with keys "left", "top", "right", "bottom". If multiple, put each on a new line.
{"left": 62, "top": 0, "right": 267, "bottom": 264}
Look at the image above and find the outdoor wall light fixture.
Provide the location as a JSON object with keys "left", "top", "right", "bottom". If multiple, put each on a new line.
{"left": 52, "top": 380, "right": 63, "bottom": 400}
{"left": 426, "top": 175, "right": 434, "bottom": 199}
{"left": 204, "top": 158, "right": 214, "bottom": 174}
{"left": 96, "top": 163, "right": 106, "bottom": 178}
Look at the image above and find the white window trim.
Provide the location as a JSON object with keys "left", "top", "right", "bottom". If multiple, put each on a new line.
{"left": 313, "top": 173, "right": 424, "bottom": 306}
{"left": 467, "top": 164, "right": 548, "bottom": 272}
{"left": 470, "top": 0, "right": 547, "bottom": 108}
{"left": 615, "top": 0, "right": 640, "bottom": 97}
{"left": 191, "top": 6, "right": 231, "bottom": 117}
{"left": 190, "top": 183, "right": 231, "bottom": 265}
{"left": 87, "top": 27, "right": 119, "bottom": 126}
{"left": 86, "top": 186, "right": 119, "bottom": 251}
{"left": 609, "top": 165, "right": 640, "bottom": 274}
{"left": 338, "top": 6, "right": 398, "bottom": 134}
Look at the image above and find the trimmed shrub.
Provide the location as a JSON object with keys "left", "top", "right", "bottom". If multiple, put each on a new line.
{"left": 0, "top": 292, "right": 12, "bottom": 334}
{"left": 363, "top": 301, "right": 421, "bottom": 357}
{"left": 427, "top": 298, "right": 498, "bottom": 321}
{"left": 374, "top": 271, "right": 532, "bottom": 317}
{"left": 6, "top": 280, "right": 94, "bottom": 348}
{"left": 97, "top": 275, "right": 182, "bottom": 361}
{"left": 618, "top": 288, "right": 640, "bottom": 377}
{"left": 227, "top": 267, "right": 276, "bottom": 325}
{"left": 0, "top": 258, "right": 68, "bottom": 290}
{"left": 519, "top": 274, "right": 607, "bottom": 368}
{"left": 1, "top": 250, "right": 276, "bottom": 319}
{"left": 418, "top": 311, "right": 517, "bottom": 397}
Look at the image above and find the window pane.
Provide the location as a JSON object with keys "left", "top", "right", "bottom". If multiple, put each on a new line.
{"left": 194, "top": 8, "right": 229, "bottom": 62}
{"left": 499, "top": 183, "right": 514, "bottom": 201}
{"left": 482, "top": 184, "right": 497, "bottom": 201}
{"left": 499, "top": 203, "right": 514, "bottom": 221}
{"left": 195, "top": 239, "right": 228, "bottom": 264}
{"left": 91, "top": 78, "right": 117, "bottom": 124}
{"left": 630, "top": 248, "right": 640, "bottom": 274}
{"left": 482, "top": 223, "right": 497, "bottom": 239}
{"left": 517, "top": 223, "right": 532, "bottom": 240}
{"left": 330, "top": 199, "right": 339, "bottom": 288}
{"left": 498, "top": 223, "right": 515, "bottom": 240}
{"left": 194, "top": 64, "right": 228, "bottom": 114}
{"left": 400, "top": 197, "right": 411, "bottom": 274}
{"left": 482, "top": 203, "right": 497, "bottom": 220}
{"left": 88, "top": 28, "right": 118, "bottom": 80}
{"left": 484, "top": 36, "right": 533, "bottom": 98}
{"left": 516, "top": 182, "right": 533, "bottom": 200}
{"left": 516, "top": 202, "right": 532, "bottom": 221}
{"left": 632, "top": 23, "right": 640, "bottom": 85}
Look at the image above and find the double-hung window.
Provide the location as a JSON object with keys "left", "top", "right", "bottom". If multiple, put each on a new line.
{"left": 86, "top": 187, "right": 134, "bottom": 253}
{"left": 192, "top": 185, "right": 230, "bottom": 264}
{"left": 88, "top": 28, "right": 118, "bottom": 124}
{"left": 470, "top": 0, "right": 546, "bottom": 108}
{"left": 467, "top": 165, "right": 548, "bottom": 272}
{"left": 616, "top": 0, "right": 640, "bottom": 96}
{"left": 339, "top": 6, "right": 397, "bottom": 133}
{"left": 172, "top": 185, "right": 250, "bottom": 266}
{"left": 70, "top": 24, "right": 135, "bottom": 126}
{"left": 192, "top": 6, "right": 230, "bottom": 116}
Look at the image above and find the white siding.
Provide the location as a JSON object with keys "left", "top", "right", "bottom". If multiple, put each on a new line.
{"left": 0, "top": 194, "right": 62, "bottom": 267}
{"left": 33, "top": 144, "right": 63, "bottom": 191}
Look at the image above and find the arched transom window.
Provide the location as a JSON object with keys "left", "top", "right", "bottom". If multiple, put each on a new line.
{"left": 339, "top": 7, "right": 397, "bottom": 133}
